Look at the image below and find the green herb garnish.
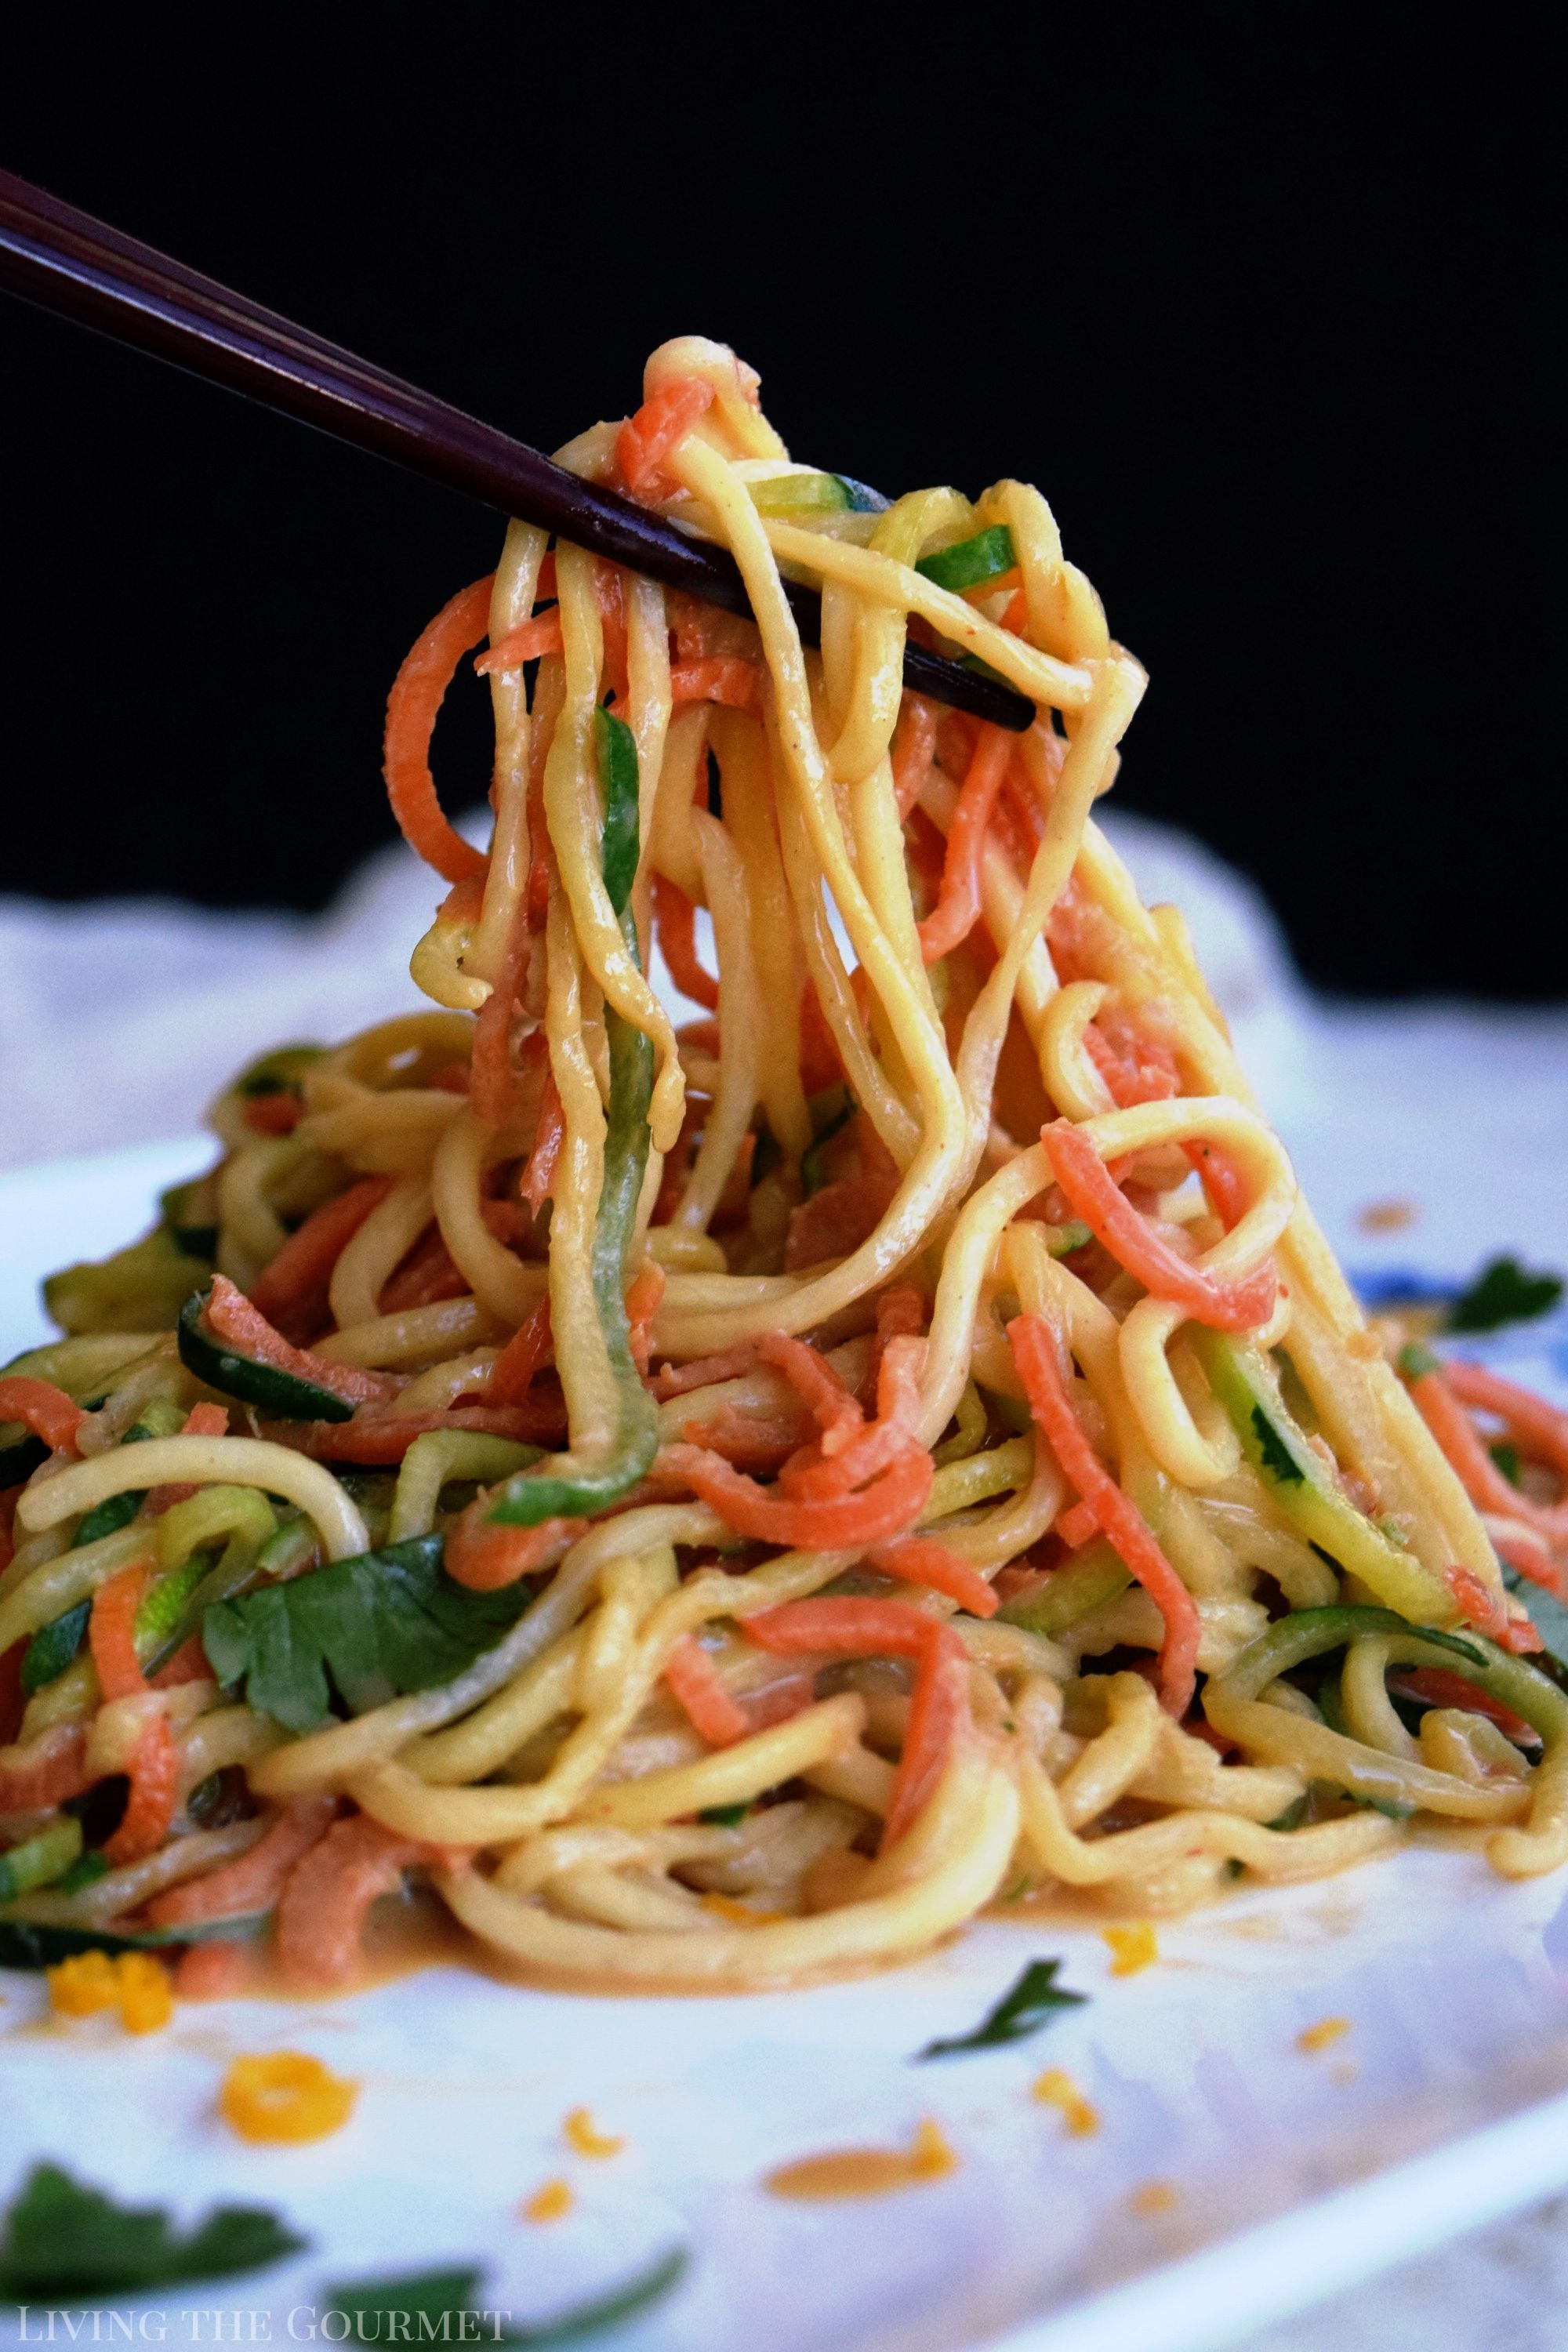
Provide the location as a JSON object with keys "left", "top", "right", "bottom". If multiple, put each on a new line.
{"left": 916, "top": 1958, "right": 1086, "bottom": 2060}
{"left": 201, "top": 1532, "right": 531, "bottom": 1734}
{"left": 1449, "top": 1256, "right": 1563, "bottom": 1334}
{"left": 1250, "top": 1403, "right": 1304, "bottom": 1486}
{"left": 0, "top": 2164, "right": 303, "bottom": 2300}
{"left": 325, "top": 2247, "right": 689, "bottom": 2347}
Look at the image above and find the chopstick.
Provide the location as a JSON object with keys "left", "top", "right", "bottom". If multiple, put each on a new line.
{"left": 0, "top": 169, "right": 1035, "bottom": 732}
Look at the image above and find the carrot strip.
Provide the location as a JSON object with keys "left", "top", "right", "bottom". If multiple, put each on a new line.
{"left": 147, "top": 1796, "right": 339, "bottom": 1928}
{"left": 148, "top": 1635, "right": 212, "bottom": 1690}
{"left": 659, "top": 1439, "right": 932, "bottom": 1548}
{"left": 664, "top": 1635, "right": 751, "bottom": 1748}
{"left": 917, "top": 724, "right": 1014, "bottom": 963}
{"left": 866, "top": 1536, "right": 998, "bottom": 1618}
{"left": 753, "top": 1332, "right": 862, "bottom": 1453}
{"left": 859, "top": 1285, "right": 927, "bottom": 1417}
{"left": 1009, "top": 1312, "right": 1200, "bottom": 1715}
{"left": 615, "top": 377, "right": 714, "bottom": 502}
{"left": 173, "top": 1941, "right": 253, "bottom": 2001}
{"left": 520, "top": 1073, "right": 565, "bottom": 1214}
{"left": 1043, "top": 1120, "right": 1276, "bottom": 1331}
{"left": 743, "top": 1597, "right": 971, "bottom": 1850}
{"left": 1444, "top": 1564, "right": 1542, "bottom": 1653}
{"left": 1443, "top": 1363, "right": 1568, "bottom": 1482}
{"left": 487, "top": 1297, "right": 554, "bottom": 1407}
{"left": 276, "top": 1812, "right": 437, "bottom": 1989}
{"left": 626, "top": 1262, "right": 666, "bottom": 1378}
{"left": 0, "top": 1377, "right": 85, "bottom": 1456}
{"left": 104, "top": 1712, "right": 180, "bottom": 1864}
{"left": 1409, "top": 1368, "right": 1568, "bottom": 1542}
{"left": 445, "top": 1501, "right": 575, "bottom": 1592}
{"left": 142, "top": 1401, "right": 231, "bottom": 1515}
{"left": 242, "top": 1094, "right": 302, "bottom": 1136}
{"left": 891, "top": 695, "right": 941, "bottom": 819}
{"left": 781, "top": 1337, "right": 924, "bottom": 1500}
{"left": 590, "top": 561, "right": 630, "bottom": 706}
{"left": 470, "top": 906, "right": 534, "bottom": 1131}
{"left": 249, "top": 1178, "right": 394, "bottom": 1330}
{"left": 205, "top": 1275, "right": 394, "bottom": 1408}
{"left": 652, "top": 873, "right": 720, "bottom": 1011}
{"left": 1388, "top": 1665, "right": 1540, "bottom": 1746}
{"left": 1057, "top": 1500, "right": 1099, "bottom": 1549}
{"left": 670, "top": 657, "right": 762, "bottom": 714}
{"left": 0, "top": 1725, "right": 92, "bottom": 1810}
{"left": 652, "top": 1343, "right": 760, "bottom": 1400}
{"left": 474, "top": 609, "right": 564, "bottom": 675}
{"left": 383, "top": 575, "right": 494, "bottom": 884}
{"left": 1082, "top": 1022, "right": 1181, "bottom": 1109}
{"left": 680, "top": 1410, "right": 806, "bottom": 1472}
{"left": 292, "top": 1402, "right": 567, "bottom": 1465}
{"left": 90, "top": 1562, "right": 151, "bottom": 1700}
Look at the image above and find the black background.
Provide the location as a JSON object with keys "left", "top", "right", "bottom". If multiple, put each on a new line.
{"left": 0, "top": 16, "right": 1551, "bottom": 996}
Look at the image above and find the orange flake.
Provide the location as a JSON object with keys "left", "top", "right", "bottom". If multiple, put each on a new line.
{"left": 1102, "top": 1922, "right": 1158, "bottom": 1976}
{"left": 1033, "top": 2067, "right": 1099, "bottom": 2136}
{"left": 564, "top": 2106, "right": 625, "bottom": 2159}
{"left": 1357, "top": 1198, "right": 1417, "bottom": 1234}
{"left": 701, "top": 1893, "right": 789, "bottom": 1927}
{"left": 220, "top": 2050, "right": 357, "bottom": 2144}
{"left": 45, "top": 1948, "right": 171, "bottom": 2034}
{"left": 47, "top": 1950, "right": 121, "bottom": 2019}
{"left": 764, "top": 2119, "right": 960, "bottom": 2201}
{"left": 1129, "top": 2180, "right": 1179, "bottom": 2216}
{"left": 1298, "top": 2016, "right": 1352, "bottom": 2055}
{"left": 909, "top": 2118, "right": 958, "bottom": 2179}
{"left": 523, "top": 2179, "right": 574, "bottom": 2223}
{"left": 116, "top": 1951, "right": 173, "bottom": 2035}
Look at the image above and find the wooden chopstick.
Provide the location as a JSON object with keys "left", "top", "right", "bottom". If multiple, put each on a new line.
{"left": 0, "top": 169, "right": 1034, "bottom": 732}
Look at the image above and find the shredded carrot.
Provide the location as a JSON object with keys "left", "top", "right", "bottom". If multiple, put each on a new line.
{"left": 590, "top": 560, "right": 630, "bottom": 706}
{"left": 1444, "top": 1361, "right": 1568, "bottom": 1483}
{"left": 866, "top": 1537, "right": 998, "bottom": 1618}
{"left": 652, "top": 873, "right": 720, "bottom": 1010}
{"left": 1409, "top": 1367, "right": 1566, "bottom": 1551}
{"left": 663, "top": 1439, "right": 932, "bottom": 1551}
{"left": 615, "top": 376, "right": 713, "bottom": 502}
{"left": 242, "top": 1092, "right": 302, "bottom": 1136}
{"left": 918, "top": 724, "right": 1014, "bottom": 964}
{"left": 147, "top": 1795, "right": 339, "bottom": 1928}
{"left": 1057, "top": 1499, "right": 1099, "bottom": 1549}
{"left": 520, "top": 1073, "right": 565, "bottom": 1214}
{"left": 664, "top": 1635, "right": 751, "bottom": 1747}
{"left": 445, "top": 1501, "right": 575, "bottom": 1592}
{"left": 276, "top": 1812, "right": 436, "bottom": 1989}
{"left": 383, "top": 574, "right": 495, "bottom": 883}
{"left": 780, "top": 1336, "right": 924, "bottom": 1501}
{"left": 1443, "top": 1563, "right": 1542, "bottom": 1652}
{"left": 249, "top": 1177, "right": 394, "bottom": 1332}
{"left": 0, "top": 1377, "right": 85, "bottom": 1455}
{"left": 1009, "top": 1312, "right": 1200, "bottom": 1715}
{"left": 670, "top": 656, "right": 762, "bottom": 714}
{"left": 173, "top": 1940, "right": 254, "bottom": 2002}
{"left": 149, "top": 1634, "right": 211, "bottom": 1690}
{"left": 1082, "top": 1020, "right": 1181, "bottom": 1109}
{"left": 626, "top": 1261, "right": 666, "bottom": 1377}
{"left": 1043, "top": 1120, "right": 1276, "bottom": 1331}
{"left": 104, "top": 1712, "right": 180, "bottom": 1864}
{"left": 205, "top": 1275, "right": 394, "bottom": 1407}
{"left": 474, "top": 608, "right": 564, "bottom": 675}
{"left": 891, "top": 694, "right": 941, "bottom": 818}
{"left": 1388, "top": 1666, "right": 1539, "bottom": 1746}
{"left": 89, "top": 1561, "right": 151, "bottom": 1700}
{"left": 470, "top": 911, "right": 534, "bottom": 1131}
{"left": 295, "top": 1402, "right": 565, "bottom": 1464}
{"left": 0, "top": 1724, "right": 92, "bottom": 1810}
{"left": 140, "top": 1399, "right": 230, "bottom": 1515}
{"left": 680, "top": 1409, "right": 807, "bottom": 1472}
{"left": 753, "top": 1331, "right": 863, "bottom": 1454}
{"left": 744, "top": 1596, "right": 971, "bottom": 1849}
{"left": 486, "top": 1296, "right": 554, "bottom": 1407}
{"left": 652, "top": 1342, "right": 761, "bottom": 1400}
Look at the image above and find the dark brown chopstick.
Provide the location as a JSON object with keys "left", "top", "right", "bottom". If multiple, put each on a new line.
{"left": 0, "top": 169, "right": 1035, "bottom": 731}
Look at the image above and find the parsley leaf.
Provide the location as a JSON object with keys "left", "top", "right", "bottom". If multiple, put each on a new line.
{"left": 1449, "top": 1256, "right": 1563, "bottom": 1334}
{"left": 916, "top": 1958, "right": 1087, "bottom": 2060}
{"left": 201, "top": 1533, "right": 531, "bottom": 1734}
{"left": 1250, "top": 1403, "right": 1304, "bottom": 1486}
{"left": 1490, "top": 1440, "right": 1523, "bottom": 1487}
{"left": 698, "top": 1802, "right": 750, "bottom": 1827}
{"left": 0, "top": 2164, "right": 303, "bottom": 2300}
{"left": 325, "top": 2247, "right": 690, "bottom": 2346}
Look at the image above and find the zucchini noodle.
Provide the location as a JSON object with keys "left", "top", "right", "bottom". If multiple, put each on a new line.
{"left": 7, "top": 336, "right": 1566, "bottom": 2002}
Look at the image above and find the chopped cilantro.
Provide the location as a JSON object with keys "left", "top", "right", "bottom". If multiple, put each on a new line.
{"left": 201, "top": 1533, "right": 531, "bottom": 1734}
{"left": 916, "top": 1957, "right": 1087, "bottom": 2060}
{"left": 0, "top": 2164, "right": 303, "bottom": 2300}
{"left": 1449, "top": 1256, "right": 1563, "bottom": 1334}
{"left": 698, "top": 1802, "right": 751, "bottom": 1827}
{"left": 1265, "top": 1794, "right": 1310, "bottom": 1831}
{"left": 1490, "top": 1440, "right": 1523, "bottom": 1487}
{"left": 1397, "top": 1342, "right": 1439, "bottom": 1380}
{"left": 1250, "top": 1403, "right": 1304, "bottom": 1486}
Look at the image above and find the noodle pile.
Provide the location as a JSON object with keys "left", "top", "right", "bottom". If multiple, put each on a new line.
{"left": 4, "top": 337, "right": 1567, "bottom": 1996}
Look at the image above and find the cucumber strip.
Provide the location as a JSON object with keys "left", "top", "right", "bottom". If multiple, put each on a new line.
{"left": 0, "top": 1818, "right": 83, "bottom": 1904}
{"left": 176, "top": 1290, "right": 355, "bottom": 1423}
{"left": 915, "top": 524, "right": 1017, "bottom": 596}
{"left": 19, "top": 1600, "right": 92, "bottom": 1697}
{"left": 747, "top": 470, "right": 853, "bottom": 517}
{"left": 998, "top": 1541, "right": 1131, "bottom": 1638}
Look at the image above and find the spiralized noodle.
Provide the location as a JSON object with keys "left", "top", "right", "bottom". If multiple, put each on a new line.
{"left": 6, "top": 336, "right": 1568, "bottom": 1998}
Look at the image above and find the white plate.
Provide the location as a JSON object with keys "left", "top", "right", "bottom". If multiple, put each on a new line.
{"left": 7, "top": 1142, "right": 1568, "bottom": 2352}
